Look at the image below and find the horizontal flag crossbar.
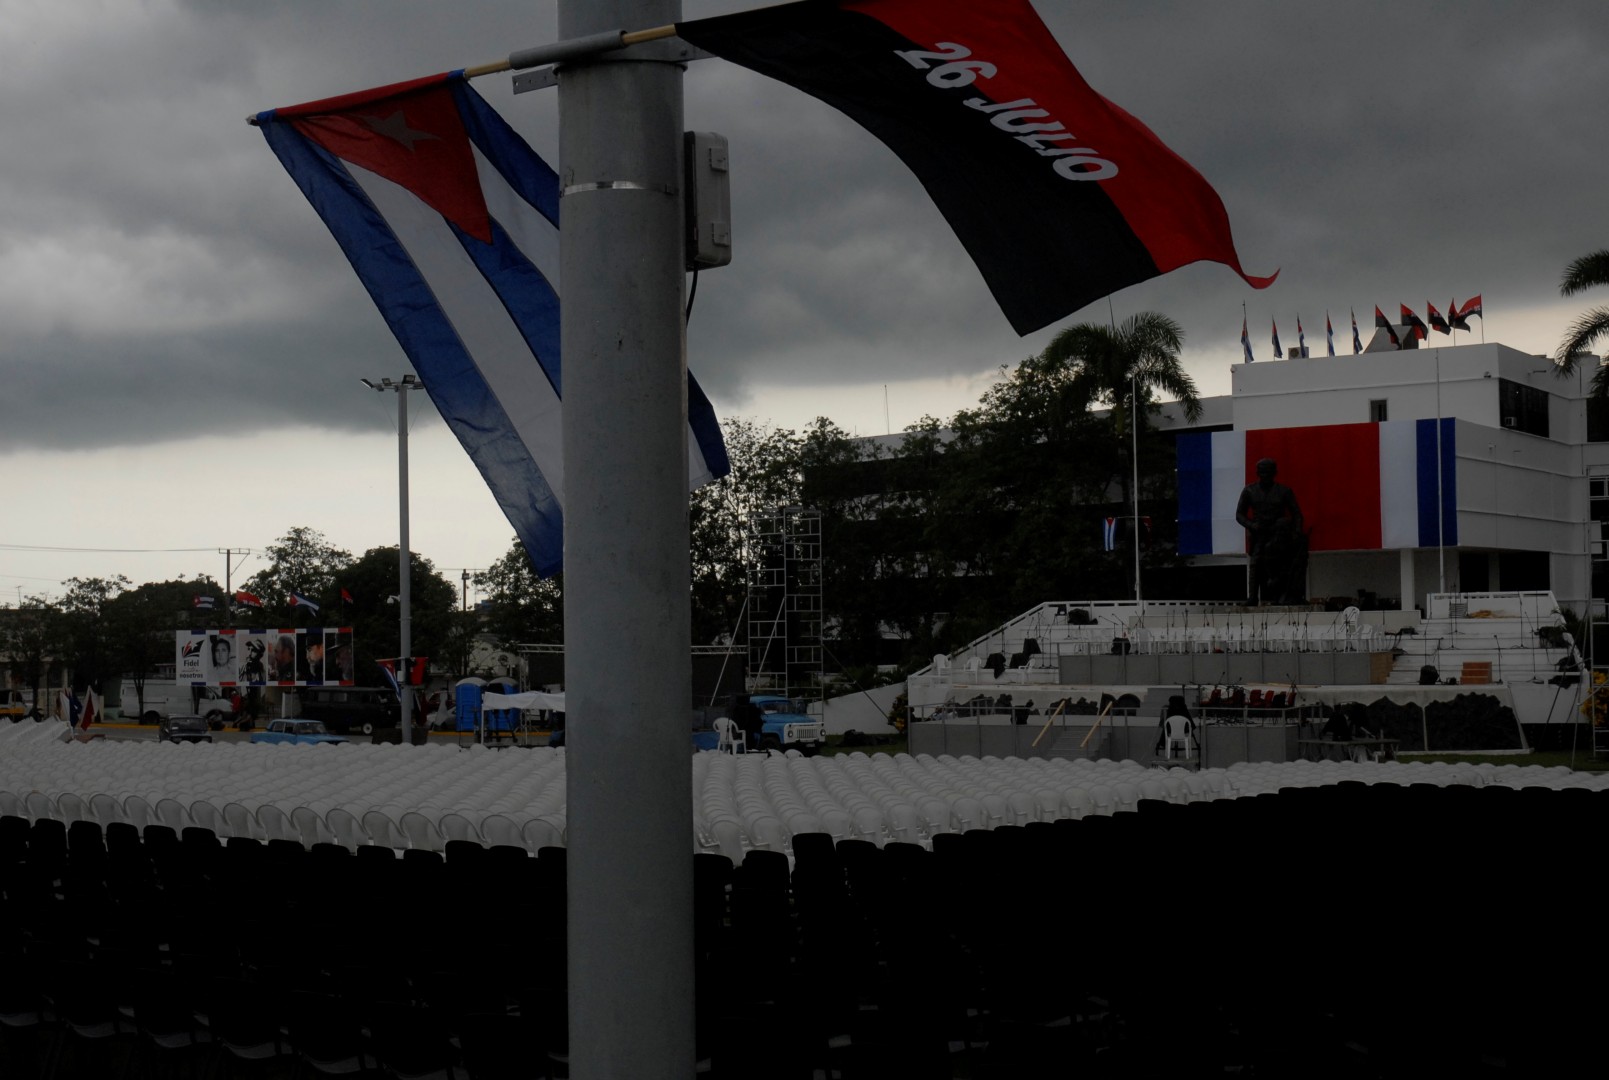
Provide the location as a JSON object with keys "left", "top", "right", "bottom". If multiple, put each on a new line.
{"left": 463, "top": 24, "right": 680, "bottom": 80}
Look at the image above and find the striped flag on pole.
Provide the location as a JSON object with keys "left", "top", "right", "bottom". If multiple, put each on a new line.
{"left": 257, "top": 74, "right": 730, "bottom": 578}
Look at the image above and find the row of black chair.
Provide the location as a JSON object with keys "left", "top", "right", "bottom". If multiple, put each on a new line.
{"left": 4, "top": 778, "right": 1604, "bottom": 1077}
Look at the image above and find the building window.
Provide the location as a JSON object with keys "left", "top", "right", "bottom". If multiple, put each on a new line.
{"left": 1589, "top": 398, "right": 1609, "bottom": 442}
{"left": 1498, "top": 378, "right": 1549, "bottom": 438}
{"left": 1369, "top": 399, "right": 1388, "bottom": 423}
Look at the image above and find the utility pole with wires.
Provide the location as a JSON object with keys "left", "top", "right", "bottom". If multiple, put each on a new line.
{"left": 218, "top": 548, "right": 252, "bottom": 596}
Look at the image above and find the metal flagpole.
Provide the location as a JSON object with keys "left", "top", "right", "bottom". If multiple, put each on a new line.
{"left": 1436, "top": 349, "right": 1445, "bottom": 598}
{"left": 558, "top": 2, "right": 694, "bottom": 1077}
{"left": 1132, "top": 373, "right": 1143, "bottom": 609}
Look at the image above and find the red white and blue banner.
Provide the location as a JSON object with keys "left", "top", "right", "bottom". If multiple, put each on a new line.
{"left": 677, "top": 0, "right": 1274, "bottom": 335}
{"left": 1177, "top": 419, "right": 1456, "bottom": 555}
{"left": 257, "top": 74, "right": 729, "bottom": 577}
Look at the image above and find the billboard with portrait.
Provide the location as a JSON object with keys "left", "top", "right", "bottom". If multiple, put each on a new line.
{"left": 175, "top": 628, "right": 356, "bottom": 687}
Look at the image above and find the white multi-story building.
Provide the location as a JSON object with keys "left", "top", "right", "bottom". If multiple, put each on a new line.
{"left": 1174, "top": 339, "right": 1601, "bottom": 614}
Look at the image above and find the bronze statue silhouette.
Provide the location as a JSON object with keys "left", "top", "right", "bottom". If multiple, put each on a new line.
{"left": 1235, "top": 458, "right": 1305, "bottom": 605}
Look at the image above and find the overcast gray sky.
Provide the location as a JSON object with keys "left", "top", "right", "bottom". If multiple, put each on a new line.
{"left": 3, "top": 1, "right": 1607, "bottom": 596}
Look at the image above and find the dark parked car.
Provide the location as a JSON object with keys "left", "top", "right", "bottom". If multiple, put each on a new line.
{"left": 295, "top": 687, "right": 400, "bottom": 736}
{"left": 158, "top": 714, "right": 213, "bottom": 744}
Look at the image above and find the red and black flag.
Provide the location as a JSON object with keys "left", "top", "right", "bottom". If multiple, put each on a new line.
{"left": 676, "top": 0, "right": 1275, "bottom": 335}
{"left": 1374, "top": 306, "right": 1401, "bottom": 348}
{"left": 1452, "top": 294, "right": 1482, "bottom": 329}
{"left": 1400, "top": 303, "right": 1428, "bottom": 341}
{"left": 1427, "top": 301, "right": 1450, "bottom": 335}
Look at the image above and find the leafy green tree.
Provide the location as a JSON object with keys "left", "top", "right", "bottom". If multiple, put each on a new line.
{"left": 689, "top": 418, "right": 803, "bottom": 645}
{"left": 336, "top": 547, "right": 458, "bottom": 685}
{"left": 1554, "top": 250, "right": 1609, "bottom": 396}
{"left": 106, "top": 576, "right": 224, "bottom": 718}
{"left": 242, "top": 526, "right": 353, "bottom": 621}
{"left": 2, "top": 596, "right": 62, "bottom": 715}
{"left": 475, "top": 538, "right": 564, "bottom": 647}
{"left": 58, "top": 576, "right": 130, "bottom": 694}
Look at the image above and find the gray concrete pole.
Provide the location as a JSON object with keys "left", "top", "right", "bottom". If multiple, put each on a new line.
{"left": 558, "top": 2, "right": 694, "bottom": 1077}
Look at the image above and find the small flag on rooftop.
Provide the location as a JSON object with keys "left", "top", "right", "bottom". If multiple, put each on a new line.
{"left": 1427, "top": 301, "right": 1450, "bottom": 335}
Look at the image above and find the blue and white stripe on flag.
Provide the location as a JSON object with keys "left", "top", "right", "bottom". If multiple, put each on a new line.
{"left": 256, "top": 73, "right": 728, "bottom": 578}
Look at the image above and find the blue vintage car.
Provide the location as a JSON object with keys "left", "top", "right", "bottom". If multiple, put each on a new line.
{"left": 248, "top": 718, "right": 349, "bottom": 746}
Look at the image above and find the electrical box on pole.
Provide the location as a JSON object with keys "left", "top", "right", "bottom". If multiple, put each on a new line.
{"left": 684, "top": 131, "right": 731, "bottom": 270}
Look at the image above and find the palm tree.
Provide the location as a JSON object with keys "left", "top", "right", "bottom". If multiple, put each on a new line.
{"left": 1036, "top": 312, "right": 1199, "bottom": 528}
{"left": 1039, "top": 311, "right": 1200, "bottom": 442}
{"left": 1554, "top": 250, "right": 1609, "bottom": 397}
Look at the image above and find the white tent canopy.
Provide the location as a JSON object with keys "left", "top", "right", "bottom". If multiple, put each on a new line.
{"left": 481, "top": 691, "right": 565, "bottom": 712}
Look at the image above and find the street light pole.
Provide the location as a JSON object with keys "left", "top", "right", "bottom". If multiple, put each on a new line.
{"left": 362, "top": 374, "right": 424, "bottom": 738}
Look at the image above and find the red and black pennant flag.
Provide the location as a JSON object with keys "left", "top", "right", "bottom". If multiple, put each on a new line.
{"left": 1400, "top": 303, "right": 1429, "bottom": 341}
{"left": 1453, "top": 294, "right": 1482, "bottom": 328}
{"left": 1374, "top": 306, "right": 1401, "bottom": 349}
{"left": 1427, "top": 301, "right": 1450, "bottom": 335}
{"left": 676, "top": 0, "right": 1275, "bottom": 335}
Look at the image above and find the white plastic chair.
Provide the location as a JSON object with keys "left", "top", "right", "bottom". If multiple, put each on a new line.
{"left": 123, "top": 794, "right": 156, "bottom": 832}
{"left": 24, "top": 791, "right": 56, "bottom": 821}
{"left": 479, "top": 813, "right": 525, "bottom": 850}
{"left": 1162, "top": 715, "right": 1196, "bottom": 760}
{"left": 326, "top": 807, "right": 368, "bottom": 851}
{"left": 290, "top": 806, "right": 335, "bottom": 848}
{"left": 88, "top": 793, "right": 126, "bottom": 827}
{"left": 438, "top": 812, "right": 482, "bottom": 845}
{"left": 399, "top": 811, "right": 445, "bottom": 853}
{"left": 189, "top": 799, "right": 227, "bottom": 838}
{"left": 361, "top": 810, "right": 408, "bottom": 850}
{"left": 713, "top": 717, "right": 746, "bottom": 754}
{"left": 521, "top": 815, "right": 563, "bottom": 852}
{"left": 155, "top": 797, "right": 194, "bottom": 833}
{"left": 255, "top": 804, "right": 296, "bottom": 843}
{"left": 222, "top": 802, "right": 263, "bottom": 840}
{"left": 56, "top": 792, "right": 89, "bottom": 823}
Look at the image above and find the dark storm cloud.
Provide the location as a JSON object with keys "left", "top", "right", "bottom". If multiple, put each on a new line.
{"left": 2, "top": 1, "right": 1605, "bottom": 449}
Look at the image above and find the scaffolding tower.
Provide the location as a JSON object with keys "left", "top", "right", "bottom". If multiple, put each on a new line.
{"left": 747, "top": 507, "right": 823, "bottom": 702}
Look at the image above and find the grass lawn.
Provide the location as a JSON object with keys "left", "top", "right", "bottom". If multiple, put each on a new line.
{"left": 1399, "top": 749, "right": 1609, "bottom": 772}
{"left": 818, "top": 733, "right": 907, "bottom": 757}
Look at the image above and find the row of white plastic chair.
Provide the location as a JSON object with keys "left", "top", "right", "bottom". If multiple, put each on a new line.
{"left": 6, "top": 722, "right": 1607, "bottom": 866}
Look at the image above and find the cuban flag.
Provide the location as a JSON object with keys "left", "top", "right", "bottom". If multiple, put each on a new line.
{"left": 1177, "top": 418, "right": 1456, "bottom": 556}
{"left": 1351, "top": 309, "right": 1363, "bottom": 354}
{"left": 1271, "top": 319, "right": 1282, "bottom": 360}
{"left": 1102, "top": 516, "right": 1118, "bottom": 551}
{"left": 257, "top": 73, "right": 729, "bottom": 578}
{"left": 1296, "top": 316, "right": 1306, "bottom": 357}
{"left": 1240, "top": 316, "right": 1254, "bottom": 363}
{"left": 289, "top": 593, "right": 320, "bottom": 614}
{"left": 193, "top": 595, "right": 216, "bottom": 610}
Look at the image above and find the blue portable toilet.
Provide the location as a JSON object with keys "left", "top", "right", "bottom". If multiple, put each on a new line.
{"left": 455, "top": 677, "right": 486, "bottom": 734}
